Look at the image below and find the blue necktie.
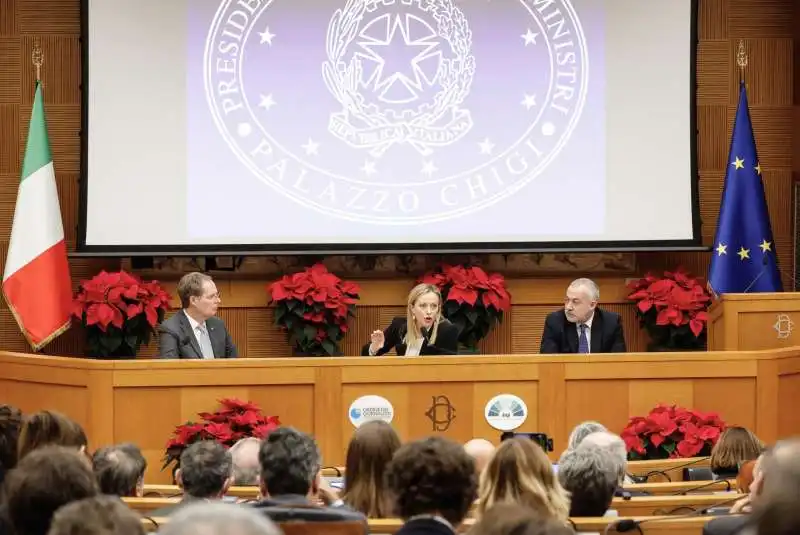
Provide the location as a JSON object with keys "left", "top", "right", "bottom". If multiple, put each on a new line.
{"left": 578, "top": 324, "right": 589, "bottom": 354}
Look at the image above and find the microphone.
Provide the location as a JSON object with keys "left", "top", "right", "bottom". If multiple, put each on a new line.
{"left": 670, "top": 478, "right": 732, "bottom": 495}
{"left": 743, "top": 254, "right": 770, "bottom": 293}
{"left": 633, "top": 456, "right": 710, "bottom": 483}
{"left": 604, "top": 494, "right": 744, "bottom": 535}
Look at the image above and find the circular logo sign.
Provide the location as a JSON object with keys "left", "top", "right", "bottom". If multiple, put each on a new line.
{"left": 203, "top": 0, "right": 588, "bottom": 225}
{"left": 348, "top": 395, "right": 394, "bottom": 427}
{"left": 484, "top": 394, "right": 528, "bottom": 431}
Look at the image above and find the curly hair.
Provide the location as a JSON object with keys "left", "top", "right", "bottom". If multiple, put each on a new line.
{"left": 385, "top": 436, "right": 476, "bottom": 525}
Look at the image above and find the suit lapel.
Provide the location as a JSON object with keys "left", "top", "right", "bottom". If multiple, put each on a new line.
{"left": 208, "top": 322, "right": 220, "bottom": 358}
{"left": 566, "top": 318, "right": 579, "bottom": 353}
{"left": 590, "top": 311, "right": 603, "bottom": 354}
{"left": 179, "top": 313, "right": 203, "bottom": 358}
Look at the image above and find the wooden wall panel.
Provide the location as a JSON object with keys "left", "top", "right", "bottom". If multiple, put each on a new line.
{"left": 0, "top": 1, "right": 797, "bottom": 358}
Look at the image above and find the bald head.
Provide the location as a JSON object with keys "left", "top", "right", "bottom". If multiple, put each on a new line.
{"left": 464, "top": 439, "right": 495, "bottom": 475}
{"left": 229, "top": 438, "right": 261, "bottom": 486}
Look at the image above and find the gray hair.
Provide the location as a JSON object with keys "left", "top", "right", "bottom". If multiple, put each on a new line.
{"left": 258, "top": 427, "right": 321, "bottom": 496}
{"left": 91, "top": 443, "right": 147, "bottom": 497}
{"left": 229, "top": 437, "right": 261, "bottom": 486}
{"left": 179, "top": 441, "right": 232, "bottom": 498}
{"left": 159, "top": 502, "right": 283, "bottom": 535}
{"left": 566, "top": 421, "right": 608, "bottom": 451}
{"left": 568, "top": 278, "right": 600, "bottom": 302}
{"left": 558, "top": 444, "right": 623, "bottom": 517}
{"left": 579, "top": 431, "right": 628, "bottom": 472}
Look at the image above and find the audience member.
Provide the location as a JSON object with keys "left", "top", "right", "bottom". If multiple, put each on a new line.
{"left": 341, "top": 420, "right": 401, "bottom": 518}
{"left": 47, "top": 495, "right": 145, "bottom": 535}
{"left": 230, "top": 437, "right": 262, "bottom": 486}
{"left": 253, "top": 427, "right": 366, "bottom": 524}
{"left": 565, "top": 421, "right": 607, "bottom": 452}
{"left": 477, "top": 437, "right": 570, "bottom": 522}
{"left": 151, "top": 440, "right": 233, "bottom": 516}
{"left": 92, "top": 443, "right": 147, "bottom": 497}
{"left": 464, "top": 438, "right": 496, "bottom": 477}
{"left": 558, "top": 443, "right": 623, "bottom": 517}
{"left": 741, "top": 439, "right": 800, "bottom": 535}
{"left": 385, "top": 436, "right": 476, "bottom": 535}
{"left": 710, "top": 427, "right": 764, "bottom": 479}
{"left": 577, "top": 430, "right": 634, "bottom": 486}
{"left": 0, "top": 404, "right": 22, "bottom": 493}
{"left": 158, "top": 502, "right": 283, "bottom": 535}
{"left": 17, "top": 410, "right": 88, "bottom": 461}
{"left": 470, "top": 503, "right": 575, "bottom": 535}
{"left": 4, "top": 445, "right": 98, "bottom": 535}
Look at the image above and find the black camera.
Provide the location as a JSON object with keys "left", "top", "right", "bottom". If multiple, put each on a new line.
{"left": 500, "top": 432, "right": 554, "bottom": 452}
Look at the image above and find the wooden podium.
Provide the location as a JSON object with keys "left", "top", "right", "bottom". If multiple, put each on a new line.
{"left": 707, "top": 293, "right": 800, "bottom": 350}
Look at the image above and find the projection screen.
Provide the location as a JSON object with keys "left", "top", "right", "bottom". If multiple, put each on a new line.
{"left": 78, "top": 0, "right": 700, "bottom": 254}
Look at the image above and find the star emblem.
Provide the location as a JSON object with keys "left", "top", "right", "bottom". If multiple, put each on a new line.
{"left": 715, "top": 243, "right": 727, "bottom": 256}
{"left": 732, "top": 157, "right": 745, "bottom": 170}
{"left": 258, "top": 94, "right": 276, "bottom": 111}
{"left": 259, "top": 27, "right": 275, "bottom": 45}
{"left": 759, "top": 239, "right": 772, "bottom": 253}
{"left": 421, "top": 161, "right": 438, "bottom": 176}
{"left": 361, "top": 160, "right": 377, "bottom": 176}
{"left": 478, "top": 138, "right": 495, "bottom": 155}
{"left": 755, "top": 163, "right": 762, "bottom": 175}
{"left": 521, "top": 94, "right": 537, "bottom": 110}
{"left": 521, "top": 29, "right": 538, "bottom": 45}
{"left": 737, "top": 246, "right": 750, "bottom": 260}
{"left": 302, "top": 139, "right": 319, "bottom": 156}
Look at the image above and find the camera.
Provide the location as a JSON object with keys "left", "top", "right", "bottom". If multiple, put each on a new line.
{"left": 500, "top": 432, "right": 554, "bottom": 452}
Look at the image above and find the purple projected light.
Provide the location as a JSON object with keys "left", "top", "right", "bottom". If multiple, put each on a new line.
{"left": 192, "top": 0, "right": 602, "bottom": 236}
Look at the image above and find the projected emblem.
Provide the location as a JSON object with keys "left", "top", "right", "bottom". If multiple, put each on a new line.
{"left": 203, "top": 0, "right": 588, "bottom": 224}
{"left": 322, "top": 0, "right": 475, "bottom": 157}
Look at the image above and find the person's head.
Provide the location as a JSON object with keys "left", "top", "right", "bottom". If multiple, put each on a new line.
{"left": 406, "top": 283, "right": 443, "bottom": 343}
{"left": 4, "top": 445, "right": 98, "bottom": 535}
{"left": 578, "top": 431, "right": 627, "bottom": 482}
{"left": 176, "top": 440, "right": 233, "bottom": 499}
{"left": 464, "top": 438, "right": 496, "bottom": 476}
{"left": 342, "top": 420, "right": 402, "bottom": 518}
{"left": 17, "top": 410, "right": 88, "bottom": 461}
{"left": 385, "top": 436, "right": 476, "bottom": 526}
{"left": 558, "top": 443, "right": 623, "bottom": 517}
{"left": 158, "top": 501, "right": 283, "bottom": 535}
{"left": 258, "top": 427, "right": 321, "bottom": 498}
{"left": 91, "top": 443, "right": 147, "bottom": 497}
{"left": 710, "top": 426, "right": 763, "bottom": 473}
{"left": 749, "top": 439, "right": 800, "bottom": 535}
{"left": 566, "top": 421, "right": 607, "bottom": 451}
{"left": 48, "top": 495, "right": 145, "bottom": 535}
{"left": 0, "top": 404, "right": 22, "bottom": 476}
{"left": 178, "top": 271, "right": 220, "bottom": 320}
{"left": 229, "top": 437, "right": 262, "bottom": 486}
{"left": 469, "top": 503, "right": 575, "bottom": 535}
{"left": 563, "top": 278, "right": 599, "bottom": 324}
{"left": 478, "top": 438, "right": 570, "bottom": 521}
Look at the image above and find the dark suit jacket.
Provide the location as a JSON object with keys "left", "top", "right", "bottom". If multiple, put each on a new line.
{"left": 360, "top": 317, "right": 460, "bottom": 356}
{"left": 539, "top": 308, "right": 626, "bottom": 354}
{"left": 250, "top": 494, "right": 367, "bottom": 527}
{"left": 157, "top": 311, "right": 238, "bottom": 359}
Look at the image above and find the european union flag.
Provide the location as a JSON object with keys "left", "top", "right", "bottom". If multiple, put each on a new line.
{"left": 708, "top": 81, "right": 783, "bottom": 294}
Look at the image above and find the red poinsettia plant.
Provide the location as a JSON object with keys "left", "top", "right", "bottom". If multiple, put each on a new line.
{"left": 72, "top": 270, "right": 171, "bottom": 358}
{"left": 621, "top": 404, "right": 726, "bottom": 460}
{"left": 420, "top": 264, "right": 511, "bottom": 351}
{"left": 626, "top": 267, "right": 712, "bottom": 351}
{"left": 162, "top": 398, "right": 280, "bottom": 472}
{"left": 268, "top": 263, "right": 360, "bottom": 356}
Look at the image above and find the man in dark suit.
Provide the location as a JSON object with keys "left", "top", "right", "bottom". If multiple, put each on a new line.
{"left": 539, "top": 278, "right": 626, "bottom": 354}
{"left": 158, "top": 272, "right": 238, "bottom": 359}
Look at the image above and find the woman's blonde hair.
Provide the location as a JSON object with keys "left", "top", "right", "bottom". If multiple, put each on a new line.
{"left": 341, "top": 421, "right": 401, "bottom": 518}
{"left": 404, "top": 283, "right": 443, "bottom": 347}
{"left": 710, "top": 426, "right": 764, "bottom": 473}
{"left": 477, "top": 438, "right": 571, "bottom": 522}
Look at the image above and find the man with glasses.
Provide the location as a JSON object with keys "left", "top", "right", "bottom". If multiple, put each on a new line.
{"left": 158, "top": 272, "right": 238, "bottom": 359}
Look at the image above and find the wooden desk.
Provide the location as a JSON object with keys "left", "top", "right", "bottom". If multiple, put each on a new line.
{"left": 3, "top": 348, "right": 799, "bottom": 484}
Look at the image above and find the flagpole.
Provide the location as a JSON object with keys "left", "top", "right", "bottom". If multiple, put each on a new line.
{"left": 736, "top": 39, "right": 747, "bottom": 84}
{"left": 32, "top": 39, "right": 42, "bottom": 83}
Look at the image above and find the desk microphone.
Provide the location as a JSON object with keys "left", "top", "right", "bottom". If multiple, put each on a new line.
{"left": 633, "top": 456, "right": 710, "bottom": 483}
{"left": 670, "top": 478, "right": 731, "bottom": 495}
{"left": 742, "top": 254, "right": 770, "bottom": 293}
{"left": 604, "top": 494, "right": 744, "bottom": 535}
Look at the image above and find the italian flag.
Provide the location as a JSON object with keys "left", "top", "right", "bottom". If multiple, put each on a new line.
{"left": 2, "top": 80, "right": 72, "bottom": 350}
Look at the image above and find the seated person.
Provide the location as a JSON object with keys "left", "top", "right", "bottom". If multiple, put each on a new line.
{"left": 558, "top": 442, "right": 623, "bottom": 517}
{"left": 710, "top": 426, "right": 764, "bottom": 480}
{"left": 91, "top": 443, "right": 147, "bottom": 497}
{"left": 49, "top": 495, "right": 146, "bottom": 535}
{"left": 363, "top": 283, "right": 460, "bottom": 356}
{"left": 158, "top": 272, "right": 238, "bottom": 359}
{"left": 540, "top": 278, "right": 626, "bottom": 354}
{"left": 251, "top": 427, "right": 367, "bottom": 525}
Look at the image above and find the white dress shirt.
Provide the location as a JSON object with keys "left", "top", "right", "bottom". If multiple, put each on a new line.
{"left": 184, "top": 310, "right": 215, "bottom": 359}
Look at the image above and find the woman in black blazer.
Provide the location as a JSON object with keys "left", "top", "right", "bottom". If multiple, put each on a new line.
{"left": 361, "top": 283, "right": 460, "bottom": 356}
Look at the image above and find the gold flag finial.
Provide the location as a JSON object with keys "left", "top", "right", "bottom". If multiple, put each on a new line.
{"left": 736, "top": 40, "right": 747, "bottom": 79}
{"left": 32, "top": 40, "right": 43, "bottom": 81}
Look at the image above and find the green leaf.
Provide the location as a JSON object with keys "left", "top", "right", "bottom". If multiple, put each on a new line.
{"left": 303, "top": 325, "right": 317, "bottom": 340}
{"left": 321, "top": 339, "right": 336, "bottom": 355}
{"left": 662, "top": 441, "right": 676, "bottom": 453}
